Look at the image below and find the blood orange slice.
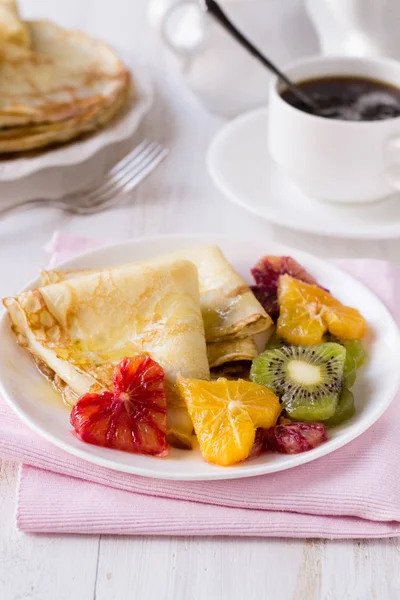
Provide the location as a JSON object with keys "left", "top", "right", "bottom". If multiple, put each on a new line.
{"left": 264, "top": 422, "right": 327, "bottom": 454}
{"left": 70, "top": 355, "right": 168, "bottom": 456}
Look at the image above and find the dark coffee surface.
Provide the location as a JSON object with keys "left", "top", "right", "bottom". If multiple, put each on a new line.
{"left": 281, "top": 76, "right": 400, "bottom": 121}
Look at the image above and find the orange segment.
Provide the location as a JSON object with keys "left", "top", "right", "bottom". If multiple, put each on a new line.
{"left": 277, "top": 275, "right": 366, "bottom": 345}
{"left": 177, "top": 377, "right": 281, "bottom": 466}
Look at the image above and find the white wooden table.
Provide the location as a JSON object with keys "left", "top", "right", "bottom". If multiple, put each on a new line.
{"left": 1, "top": 1, "right": 400, "bottom": 598}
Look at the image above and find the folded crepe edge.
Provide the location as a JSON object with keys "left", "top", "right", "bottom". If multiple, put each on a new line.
{"left": 0, "top": 18, "right": 131, "bottom": 141}
{"left": 41, "top": 257, "right": 274, "bottom": 343}
{"left": 0, "top": 0, "right": 31, "bottom": 49}
{"left": 207, "top": 337, "right": 259, "bottom": 368}
{"left": 3, "top": 259, "right": 211, "bottom": 450}
{"left": 0, "top": 77, "right": 131, "bottom": 153}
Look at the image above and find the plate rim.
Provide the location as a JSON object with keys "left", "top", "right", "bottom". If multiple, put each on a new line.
{"left": 1, "top": 232, "right": 400, "bottom": 481}
{"left": 207, "top": 107, "right": 400, "bottom": 240}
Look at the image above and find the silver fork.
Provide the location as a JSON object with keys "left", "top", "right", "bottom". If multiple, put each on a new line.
{"left": 0, "top": 140, "right": 168, "bottom": 217}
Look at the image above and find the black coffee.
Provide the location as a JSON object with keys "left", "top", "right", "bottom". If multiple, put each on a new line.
{"left": 281, "top": 76, "right": 400, "bottom": 121}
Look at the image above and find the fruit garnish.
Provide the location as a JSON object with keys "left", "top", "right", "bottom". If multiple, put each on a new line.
{"left": 177, "top": 377, "right": 281, "bottom": 466}
{"left": 248, "top": 429, "right": 265, "bottom": 460}
{"left": 264, "top": 422, "right": 327, "bottom": 454}
{"left": 277, "top": 275, "right": 366, "bottom": 345}
{"left": 324, "top": 388, "right": 355, "bottom": 428}
{"left": 251, "top": 256, "right": 319, "bottom": 319}
{"left": 70, "top": 355, "right": 168, "bottom": 456}
{"left": 342, "top": 339, "right": 367, "bottom": 387}
{"left": 324, "top": 335, "right": 367, "bottom": 387}
{"left": 250, "top": 343, "right": 346, "bottom": 421}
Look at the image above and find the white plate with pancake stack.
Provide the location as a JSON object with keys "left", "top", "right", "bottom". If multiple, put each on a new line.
{"left": 0, "top": 2, "right": 152, "bottom": 202}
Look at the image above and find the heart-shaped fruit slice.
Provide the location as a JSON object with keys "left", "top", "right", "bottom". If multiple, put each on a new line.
{"left": 251, "top": 256, "right": 319, "bottom": 319}
{"left": 277, "top": 275, "right": 366, "bottom": 345}
{"left": 70, "top": 355, "right": 168, "bottom": 456}
{"left": 177, "top": 377, "right": 281, "bottom": 466}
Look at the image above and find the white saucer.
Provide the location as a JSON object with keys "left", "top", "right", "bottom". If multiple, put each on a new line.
{"left": 207, "top": 108, "right": 400, "bottom": 239}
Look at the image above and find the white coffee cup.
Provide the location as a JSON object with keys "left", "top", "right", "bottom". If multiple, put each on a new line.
{"left": 268, "top": 55, "right": 400, "bottom": 204}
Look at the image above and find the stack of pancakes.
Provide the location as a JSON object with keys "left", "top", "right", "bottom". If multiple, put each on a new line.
{"left": 0, "top": 1, "right": 130, "bottom": 154}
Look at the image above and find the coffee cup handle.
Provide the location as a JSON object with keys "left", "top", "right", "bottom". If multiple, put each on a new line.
{"left": 159, "top": 0, "right": 206, "bottom": 66}
{"left": 383, "top": 134, "right": 400, "bottom": 192}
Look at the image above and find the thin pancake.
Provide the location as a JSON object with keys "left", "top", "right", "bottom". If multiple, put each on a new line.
{"left": 0, "top": 20, "right": 128, "bottom": 130}
{"left": 41, "top": 245, "right": 273, "bottom": 344}
{"left": 206, "top": 337, "right": 258, "bottom": 368}
{"left": 208, "top": 338, "right": 258, "bottom": 382}
{"left": 4, "top": 260, "right": 210, "bottom": 448}
{"left": 0, "top": 1, "right": 30, "bottom": 48}
{"left": 210, "top": 361, "right": 253, "bottom": 381}
{"left": 0, "top": 82, "right": 130, "bottom": 153}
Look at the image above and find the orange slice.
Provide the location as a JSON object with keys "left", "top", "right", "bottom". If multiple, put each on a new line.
{"left": 177, "top": 377, "right": 281, "bottom": 466}
{"left": 277, "top": 275, "right": 366, "bottom": 345}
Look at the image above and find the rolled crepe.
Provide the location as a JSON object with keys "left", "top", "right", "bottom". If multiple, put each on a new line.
{"left": 41, "top": 245, "right": 273, "bottom": 344}
{"left": 4, "top": 260, "right": 210, "bottom": 448}
{"left": 207, "top": 337, "right": 259, "bottom": 368}
{"left": 207, "top": 338, "right": 259, "bottom": 381}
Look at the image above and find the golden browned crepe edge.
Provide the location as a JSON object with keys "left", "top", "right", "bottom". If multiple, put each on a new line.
{"left": 0, "top": 76, "right": 131, "bottom": 153}
{"left": 0, "top": 0, "right": 31, "bottom": 48}
{"left": 41, "top": 254, "right": 273, "bottom": 343}
{"left": 0, "top": 19, "right": 130, "bottom": 128}
{"left": 206, "top": 337, "right": 258, "bottom": 368}
{"left": 0, "top": 69, "right": 131, "bottom": 137}
{"left": 5, "top": 260, "right": 211, "bottom": 450}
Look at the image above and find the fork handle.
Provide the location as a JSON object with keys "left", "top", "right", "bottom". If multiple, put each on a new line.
{"left": 0, "top": 197, "right": 70, "bottom": 218}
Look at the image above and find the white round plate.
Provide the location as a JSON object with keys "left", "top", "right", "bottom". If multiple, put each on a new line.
{"left": 207, "top": 108, "right": 400, "bottom": 240}
{"left": 0, "top": 60, "right": 153, "bottom": 182}
{"left": 0, "top": 234, "right": 399, "bottom": 480}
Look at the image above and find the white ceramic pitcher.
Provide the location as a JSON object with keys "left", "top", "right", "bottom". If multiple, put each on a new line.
{"left": 148, "top": 0, "right": 320, "bottom": 117}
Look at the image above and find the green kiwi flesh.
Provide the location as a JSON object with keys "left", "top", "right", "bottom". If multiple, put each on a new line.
{"left": 342, "top": 340, "right": 367, "bottom": 387}
{"left": 250, "top": 342, "right": 346, "bottom": 421}
{"left": 324, "top": 335, "right": 367, "bottom": 388}
{"left": 324, "top": 388, "right": 355, "bottom": 428}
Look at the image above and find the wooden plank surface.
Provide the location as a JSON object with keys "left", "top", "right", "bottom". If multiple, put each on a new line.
{"left": 0, "top": 1, "right": 400, "bottom": 598}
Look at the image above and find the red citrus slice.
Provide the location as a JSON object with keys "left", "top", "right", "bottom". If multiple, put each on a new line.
{"left": 70, "top": 355, "right": 168, "bottom": 456}
{"left": 248, "top": 429, "right": 265, "bottom": 460}
{"left": 264, "top": 422, "right": 327, "bottom": 454}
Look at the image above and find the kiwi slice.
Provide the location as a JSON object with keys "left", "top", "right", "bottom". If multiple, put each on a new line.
{"left": 342, "top": 340, "right": 367, "bottom": 388}
{"left": 324, "top": 388, "right": 355, "bottom": 428}
{"left": 250, "top": 343, "right": 346, "bottom": 421}
{"left": 324, "top": 335, "right": 367, "bottom": 388}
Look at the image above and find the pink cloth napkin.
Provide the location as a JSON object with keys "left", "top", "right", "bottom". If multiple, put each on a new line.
{"left": 2, "top": 232, "right": 400, "bottom": 538}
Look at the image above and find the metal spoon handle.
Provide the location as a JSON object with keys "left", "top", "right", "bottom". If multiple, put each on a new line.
{"left": 204, "top": 0, "right": 319, "bottom": 112}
